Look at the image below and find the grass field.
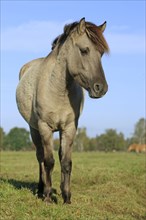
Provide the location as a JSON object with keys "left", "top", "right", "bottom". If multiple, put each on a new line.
{"left": 0, "top": 151, "right": 145, "bottom": 220}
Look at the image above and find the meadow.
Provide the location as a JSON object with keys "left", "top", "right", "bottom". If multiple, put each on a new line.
{"left": 0, "top": 151, "right": 145, "bottom": 220}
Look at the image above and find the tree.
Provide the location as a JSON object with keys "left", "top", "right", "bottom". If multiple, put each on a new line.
{"left": 0, "top": 127, "right": 5, "bottom": 150}
{"left": 96, "top": 129, "right": 126, "bottom": 152}
{"left": 73, "top": 127, "right": 90, "bottom": 151}
{"left": 54, "top": 138, "right": 60, "bottom": 151}
{"left": 3, "top": 127, "right": 32, "bottom": 151}
{"left": 132, "top": 118, "right": 146, "bottom": 144}
{"left": 88, "top": 137, "right": 97, "bottom": 151}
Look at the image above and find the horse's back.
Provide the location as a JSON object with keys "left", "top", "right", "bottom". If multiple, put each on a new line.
{"left": 16, "top": 58, "right": 44, "bottom": 129}
{"left": 19, "top": 58, "right": 44, "bottom": 80}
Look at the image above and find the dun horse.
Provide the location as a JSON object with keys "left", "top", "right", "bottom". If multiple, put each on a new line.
{"left": 128, "top": 144, "right": 146, "bottom": 153}
{"left": 16, "top": 18, "right": 109, "bottom": 204}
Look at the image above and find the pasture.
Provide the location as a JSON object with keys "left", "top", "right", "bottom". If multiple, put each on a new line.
{"left": 0, "top": 151, "right": 145, "bottom": 220}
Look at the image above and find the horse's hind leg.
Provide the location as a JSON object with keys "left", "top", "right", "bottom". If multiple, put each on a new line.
{"left": 59, "top": 123, "right": 77, "bottom": 204}
{"left": 30, "top": 124, "right": 55, "bottom": 203}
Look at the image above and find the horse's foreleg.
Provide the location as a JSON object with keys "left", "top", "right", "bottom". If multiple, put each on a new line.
{"left": 30, "top": 126, "right": 44, "bottom": 197}
{"left": 59, "top": 123, "right": 76, "bottom": 204}
{"left": 37, "top": 121, "right": 55, "bottom": 203}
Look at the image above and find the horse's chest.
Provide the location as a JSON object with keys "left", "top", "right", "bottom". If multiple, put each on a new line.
{"left": 42, "top": 110, "right": 74, "bottom": 131}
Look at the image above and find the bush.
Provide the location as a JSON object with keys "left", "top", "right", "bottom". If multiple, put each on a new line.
{"left": 3, "top": 127, "right": 32, "bottom": 151}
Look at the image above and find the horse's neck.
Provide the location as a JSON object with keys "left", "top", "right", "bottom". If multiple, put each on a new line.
{"left": 47, "top": 49, "right": 74, "bottom": 97}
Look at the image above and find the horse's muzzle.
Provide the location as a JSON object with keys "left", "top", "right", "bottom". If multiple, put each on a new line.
{"left": 88, "top": 83, "right": 108, "bottom": 99}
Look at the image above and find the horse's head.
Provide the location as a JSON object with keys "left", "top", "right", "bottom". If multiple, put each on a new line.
{"left": 62, "top": 18, "right": 109, "bottom": 98}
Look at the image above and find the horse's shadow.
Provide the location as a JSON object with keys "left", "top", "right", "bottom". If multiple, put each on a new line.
{"left": 1, "top": 178, "right": 58, "bottom": 203}
{"left": 0, "top": 178, "right": 38, "bottom": 195}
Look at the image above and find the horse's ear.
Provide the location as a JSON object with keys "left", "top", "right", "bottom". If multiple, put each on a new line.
{"left": 98, "top": 21, "right": 107, "bottom": 33}
{"left": 78, "top": 17, "right": 86, "bottom": 34}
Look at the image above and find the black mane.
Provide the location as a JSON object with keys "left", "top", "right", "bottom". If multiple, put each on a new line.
{"left": 52, "top": 22, "right": 78, "bottom": 50}
{"left": 52, "top": 20, "right": 109, "bottom": 53}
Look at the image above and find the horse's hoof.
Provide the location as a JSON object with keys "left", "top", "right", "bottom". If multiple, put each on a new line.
{"left": 64, "top": 200, "right": 71, "bottom": 204}
{"left": 44, "top": 198, "right": 53, "bottom": 205}
{"left": 44, "top": 194, "right": 58, "bottom": 204}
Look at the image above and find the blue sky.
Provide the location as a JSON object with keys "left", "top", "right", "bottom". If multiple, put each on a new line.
{"left": 1, "top": 1, "right": 145, "bottom": 138}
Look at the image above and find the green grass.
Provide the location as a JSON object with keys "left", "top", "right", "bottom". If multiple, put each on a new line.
{"left": 0, "top": 151, "right": 146, "bottom": 220}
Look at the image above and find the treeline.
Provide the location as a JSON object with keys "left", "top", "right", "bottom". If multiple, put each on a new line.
{"left": 0, "top": 118, "right": 145, "bottom": 152}
{"left": 0, "top": 127, "right": 32, "bottom": 151}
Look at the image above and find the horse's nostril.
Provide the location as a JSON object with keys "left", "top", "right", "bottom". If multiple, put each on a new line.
{"left": 94, "top": 83, "right": 103, "bottom": 93}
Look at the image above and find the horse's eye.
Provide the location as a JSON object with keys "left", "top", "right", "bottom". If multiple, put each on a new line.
{"left": 80, "top": 47, "right": 89, "bottom": 56}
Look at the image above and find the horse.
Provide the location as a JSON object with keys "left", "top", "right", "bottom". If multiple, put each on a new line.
{"left": 16, "top": 18, "right": 109, "bottom": 204}
{"left": 128, "top": 144, "right": 146, "bottom": 153}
